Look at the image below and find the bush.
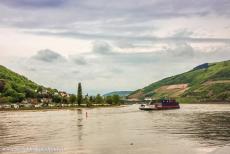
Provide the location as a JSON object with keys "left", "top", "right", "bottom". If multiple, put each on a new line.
{"left": 0, "top": 97, "right": 10, "bottom": 104}
{"left": 95, "top": 94, "right": 103, "bottom": 104}
{"left": 25, "top": 88, "right": 37, "bottom": 98}
{"left": 0, "top": 80, "right": 5, "bottom": 92}
{"left": 112, "top": 95, "right": 120, "bottom": 105}
{"left": 53, "top": 95, "right": 62, "bottom": 103}
{"left": 105, "top": 96, "right": 113, "bottom": 104}
{"left": 69, "top": 94, "right": 77, "bottom": 104}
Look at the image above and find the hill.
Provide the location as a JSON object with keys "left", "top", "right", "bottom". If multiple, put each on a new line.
{"left": 128, "top": 60, "right": 230, "bottom": 103}
{"left": 103, "top": 91, "right": 133, "bottom": 97}
{"left": 0, "top": 65, "right": 57, "bottom": 103}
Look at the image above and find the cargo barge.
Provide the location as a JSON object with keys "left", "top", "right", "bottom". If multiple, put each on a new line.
{"left": 139, "top": 99, "right": 180, "bottom": 110}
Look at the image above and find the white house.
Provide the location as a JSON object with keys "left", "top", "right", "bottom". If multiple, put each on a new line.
{"left": 61, "top": 104, "right": 68, "bottom": 107}
{"left": 23, "top": 104, "right": 33, "bottom": 108}
{"left": 11, "top": 104, "right": 19, "bottom": 109}
{"left": 144, "top": 97, "right": 153, "bottom": 101}
{"left": 48, "top": 103, "right": 55, "bottom": 107}
{"left": 2, "top": 104, "right": 11, "bottom": 109}
{"left": 35, "top": 103, "right": 43, "bottom": 108}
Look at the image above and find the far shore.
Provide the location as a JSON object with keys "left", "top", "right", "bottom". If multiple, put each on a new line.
{"left": 1, "top": 102, "right": 230, "bottom": 112}
{"left": 0, "top": 104, "right": 123, "bottom": 112}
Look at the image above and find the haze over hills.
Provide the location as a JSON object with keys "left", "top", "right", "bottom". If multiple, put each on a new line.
{"left": 129, "top": 60, "right": 230, "bottom": 103}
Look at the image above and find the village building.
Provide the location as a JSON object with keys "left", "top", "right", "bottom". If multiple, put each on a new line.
{"left": 48, "top": 103, "right": 56, "bottom": 107}
{"left": 1, "top": 104, "right": 11, "bottom": 109}
{"left": 59, "top": 91, "right": 70, "bottom": 98}
{"left": 34, "top": 103, "right": 43, "bottom": 108}
{"left": 11, "top": 104, "right": 19, "bottom": 109}
{"left": 61, "top": 104, "right": 68, "bottom": 107}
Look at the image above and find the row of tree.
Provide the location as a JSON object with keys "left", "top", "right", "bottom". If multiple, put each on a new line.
{"left": 70, "top": 82, "right": 121, "bottom": 106}
{"left": 0, "top": 81, "right": 122, "bottom": 106}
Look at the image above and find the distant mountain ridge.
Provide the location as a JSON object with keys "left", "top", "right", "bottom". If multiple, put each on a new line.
{"left": 129, "top": 60, "right": 230, "bottom": 103}
{"left": 103, "top": 91, "right": 133, "bottom": 97}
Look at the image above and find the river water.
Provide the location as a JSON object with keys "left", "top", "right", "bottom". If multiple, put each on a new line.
{"left": 1, "top": 104, "right": 230, "bottom": 154}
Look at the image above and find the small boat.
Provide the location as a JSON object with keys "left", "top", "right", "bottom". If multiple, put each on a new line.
{"left": 139, "top": 99, "right": 180, "bottom": 110}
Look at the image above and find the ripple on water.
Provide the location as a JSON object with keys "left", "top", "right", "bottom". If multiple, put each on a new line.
{"left": 1, "top": 104, "right": 230, "bottom": 154}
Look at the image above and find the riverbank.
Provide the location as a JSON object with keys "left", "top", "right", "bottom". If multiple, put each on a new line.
{"left": 0, "top": 104, "right": 122, "bottom": 112}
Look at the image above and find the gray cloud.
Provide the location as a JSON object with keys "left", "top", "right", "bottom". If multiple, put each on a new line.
{"left": 0, "top": 0, "right": 67, "bottom": 8}
{"left": 88, "top": 41, "right": 230, "bottom": 65}
{"left": 172, "top": 29, "right": 194, "bottom": 37}
{"left": 115, "top": 41, "right": 135, "bottom": 49}
{"left": 71, "top": 56, "right": 88, "bottom": 65}
{"left": 72, "top": 70, "right": 80, "bottom": 74}
{"left": 0, "top": 0, "right": 230, "bottom": 37}
{"left": 0, "top": 0, "right": 229, "bottom": 50}
{"left": 29, "top": 30, "right": 230, "bottom": 44}
{"left": 164, "top": 43, "right": 195, "bottom": 58}
{"left": 32, "top": 49, "right": 66, "bottom": 62}
{"left": 92, "top": 41, "right": 114, "bottom": 55}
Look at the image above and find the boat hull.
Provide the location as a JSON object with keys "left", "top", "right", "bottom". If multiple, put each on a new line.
{"left": 139, "top": 106, "right": 180, "bottom": 110}
{"left": 139, "top": 99, "right": 180, "bottom": 111}
{"left": 139, "top": 107, "right": 157, "bottom": 111}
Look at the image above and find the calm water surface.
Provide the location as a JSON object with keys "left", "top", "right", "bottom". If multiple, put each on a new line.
{"left": 1, "top": 104, "right": 230, "bottom": 154}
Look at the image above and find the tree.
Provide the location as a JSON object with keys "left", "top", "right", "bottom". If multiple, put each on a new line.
{"left": 25, "top": 88, "right": 36, "bottom": 98}
{"left": 69, "top": 94, "right": 77, "bottom": 104}
{"left": 95, "top": 94, "right": 103, "bottom": 104}
{"left": 62, "top": 96, "right": 68, "bottom": 104}
{"left": 37, "top": 86, "right": 43, "bottom": 93}
{"left": 112, "top": 95, "right": 120, "bottom": 105}
{"left": 84, "top": 95, "right": 91, "bottom": 107}
{"left": 8, "top": 92, "right": 25, "bottom": 103}
{"left": 0, "top": 80, "right": 5, "bottom": 92}
{"left": 0, "top": 97, "right": 9, "bottom": 104}
{"left": 53, "top": 95, "right": 61, "bottom": 103}
{"left": 77, "top": 82, "right": 82, "bottom": 106}
{"left": 105, "top": 96, "right": 113, "bottom": 104}
{"left": 89, "top": 96, "right": 94, "bottom": 102}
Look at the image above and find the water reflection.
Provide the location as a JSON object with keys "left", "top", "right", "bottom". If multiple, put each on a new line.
{"left": 76, "top": 109, "right": 83, "bottom": 142}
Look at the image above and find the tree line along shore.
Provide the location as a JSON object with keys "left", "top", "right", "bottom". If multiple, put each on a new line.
{"left": 0, "top": 82, "right": 122, "bottom": 110}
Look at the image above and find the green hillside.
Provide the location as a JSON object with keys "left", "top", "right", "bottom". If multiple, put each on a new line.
{"left": 103, "top": 91, "right": 133, "bottom": 97}
{"left": 0, "top": 65, "right": 56, "bottom": 103}
{"left": 129, "top": 60, "right": 230, "bottom": 103}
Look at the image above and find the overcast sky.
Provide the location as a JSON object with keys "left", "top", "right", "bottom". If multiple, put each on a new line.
{"left": 1, "top": 0, "right": 230, "bottom": 95}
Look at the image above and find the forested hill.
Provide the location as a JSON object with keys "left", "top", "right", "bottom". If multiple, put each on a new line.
{"left": 0, "top": 65, "right": 55, "bottom": 103}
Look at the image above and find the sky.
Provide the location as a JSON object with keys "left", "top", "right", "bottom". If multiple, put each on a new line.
{"left": 0, "top": 0, "right": 230, "bottom": 95}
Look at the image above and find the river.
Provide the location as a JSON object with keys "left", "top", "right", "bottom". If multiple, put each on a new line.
{"left": 1, "top": 104, "right": 230, "bottom": 154}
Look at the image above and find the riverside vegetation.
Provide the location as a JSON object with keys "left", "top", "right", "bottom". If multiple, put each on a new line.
{"left": 0, "top": 65, "right": 121, "bottom": 110}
